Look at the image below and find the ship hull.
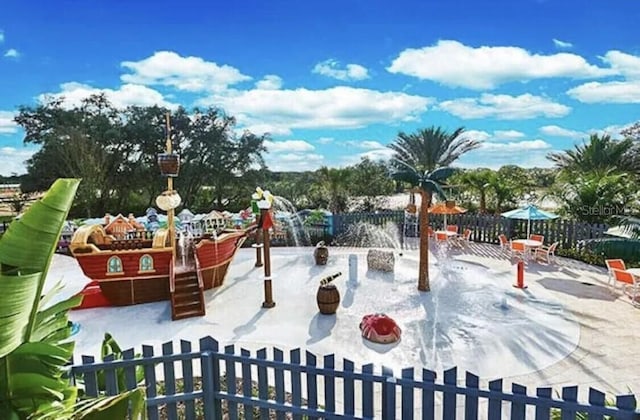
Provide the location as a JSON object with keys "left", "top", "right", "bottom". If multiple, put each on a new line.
{"left": 71, "top": 227, "right": 249, "bottom": 306}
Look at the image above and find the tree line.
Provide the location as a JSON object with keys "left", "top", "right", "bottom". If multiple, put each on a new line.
{"left": 6, "top": 93, "right": 640, "bottom": 226}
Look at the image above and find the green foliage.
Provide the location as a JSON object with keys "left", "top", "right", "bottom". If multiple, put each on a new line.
{"left": 581, "top": 239, "right": 640, "bottom": 266}
{"left": 303, "top": 210, "right": 326, "bottom": 226}
{"left": 556, "top": 247, "right": 606, "bottom": 267}
{"left": 546, "top": 172, "right": 637, "bottom": 224}
{"left": 0, "top": 179, "right": 145, "bottom": 419}
{"left": 547, "top": 133, "right": 636, "bottom": 177}
{"left": 388, "top": 126, "right": 481, "bottom": 173}
{"left": 94, "top": 333, "right": 144, "bottom": 392}
{"left": 15, "top": 95, "right": 268, "bottom": 217}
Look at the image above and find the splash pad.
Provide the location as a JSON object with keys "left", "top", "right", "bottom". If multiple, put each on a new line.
{"left": 50, "top": 246, "right": 579, "bottom": 378}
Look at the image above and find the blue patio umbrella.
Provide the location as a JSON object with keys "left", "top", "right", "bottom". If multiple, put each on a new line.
{"left": 501, "top": 204, "right": 559, "bottom": 238}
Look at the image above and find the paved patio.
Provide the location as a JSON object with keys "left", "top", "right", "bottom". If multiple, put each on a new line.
{"left": 47, "top": 241, "right": 640, "bottom": 400}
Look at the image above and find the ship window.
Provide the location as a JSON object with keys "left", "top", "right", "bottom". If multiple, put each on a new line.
{"left": 139, "top": 254, "right": 154, "bottom": 272}
{"left": 107, "top": 256, "right": 123, "bottom": 273}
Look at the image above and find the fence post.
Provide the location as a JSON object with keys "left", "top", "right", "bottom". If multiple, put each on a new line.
{"left": 381, "top": 366, "right": 396, "bottom": 420}
{"left": 200, "top": 337, "right": 221, "bottom": 420}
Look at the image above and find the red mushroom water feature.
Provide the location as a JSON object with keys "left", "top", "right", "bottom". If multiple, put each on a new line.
{"left": 359, "top": 313, "right": 402, "bottom": 344}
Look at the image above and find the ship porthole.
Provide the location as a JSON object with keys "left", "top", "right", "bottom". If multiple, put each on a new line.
{"left": 107, "top": 256, "right": 123, "bottom": 274}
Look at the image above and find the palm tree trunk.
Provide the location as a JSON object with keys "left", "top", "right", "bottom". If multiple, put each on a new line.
{"left": 479, "top": 191, "right": 486, "bottom": 213}
{"left": 418, "top": 189, "right": 432, "bottom": 291}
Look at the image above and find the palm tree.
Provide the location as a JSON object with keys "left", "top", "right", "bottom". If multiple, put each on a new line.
{"left": 455, "top": 169, "right": 494, "bottom": 213}
{"left": 388, "top": 126, "right": 481, "bottom": 172}
{"left": 392, "top": 163, "right": 451, "bottom": 291}
{"left": 547, "top": 133, "right": 635, "bottom": 176}
{"left": 311, "top": 167, "right": 352, "bottom": 213}
{"left": 388, "top": 126, "right": 480, "bottom": 291}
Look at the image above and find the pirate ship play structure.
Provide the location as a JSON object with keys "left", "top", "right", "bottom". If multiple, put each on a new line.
{"left": 69, "top": 113, "right": 251, "bottom": 320}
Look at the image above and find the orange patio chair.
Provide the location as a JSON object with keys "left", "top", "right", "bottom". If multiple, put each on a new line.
{"left": 605, "top": 259, "right": 626, "bottom": 288}
{"left": 435, "top": 231, "right": 450, "bottom": 245}
{"left": 498, "top": 234, "right": 509, "bottom": 252}
{"left": 453, "top": 229, "right": 472, "bottom": 247}
{"left": 529, "top": 234, "right": 544, "bottom": 244}
{"left": 611, "top": 269, "right": 639, "bottom": 305}
{"left": 510, "top": 240, "right": 527, "bottom": 259}
{"left": 446, "top": 225, "right": 459, "bottom": 234}
{"left": 534, "top": 242, "right": 558, "bottom": 264}
{"left": 427, "top": 226, "right": 435, "bottom": 238}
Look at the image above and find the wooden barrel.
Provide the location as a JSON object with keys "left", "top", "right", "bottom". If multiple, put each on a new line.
{"left": 314, "top": 246, "right": 329, "bottom": 265}
{"left": 158, "top": 153, "right": 180, "bottom": 177}
{"left": 316, "top": 284, "right": 340, "bottom": 314}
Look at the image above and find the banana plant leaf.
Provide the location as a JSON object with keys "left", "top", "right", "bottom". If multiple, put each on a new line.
{"left": 1, "top": 179, "right": 146, "bottom": 419}
{"left": 0, "top": 178, "right": 80, "bottom": 352}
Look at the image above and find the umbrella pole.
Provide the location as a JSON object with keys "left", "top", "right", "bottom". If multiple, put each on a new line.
{"left": 527, "top": 219, "right": 531, "bottom": 239}
{"left": 444, "top": 214, "right": 447, "bottom": 229}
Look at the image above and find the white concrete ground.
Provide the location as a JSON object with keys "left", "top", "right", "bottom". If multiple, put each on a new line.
{"left": 46, "top": 241, "right": 640, "bottom": 397}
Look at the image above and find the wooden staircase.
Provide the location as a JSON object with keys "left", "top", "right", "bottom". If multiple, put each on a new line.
{"left": 170, "top": 263, "right": 205, "bottom": 320}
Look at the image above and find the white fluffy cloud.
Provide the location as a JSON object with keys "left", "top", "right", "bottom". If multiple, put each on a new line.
{"left": 553, "top": 39, "right": 573, "bottom": 49}
{"left": 360, "top": 140, "right": 385, "bottom": 149}
{"left": 4, "top": 48, "right": 19, "bottom": 58}
{"left": 121, "top": 51, "right": 251, "bottom": 92}
{"left": 263, "top": 139, "right": 323, "bottom": 171}
{"left": 264, "top": 139, "right": 315, "bottom": 153}
{"left": 38, "top": 82, "right": 177, "bottom": 109}
{"left": 566, "top": 51, "right": 640, "bottom": 104}
{"left": 567, "top": 80, "right": 640, "bottom": 103}
{"left": 312, "top": 59, "right": 369, "bottom": 81}
{"left": 539, "top": 125, "right": 585, "bottom": 139}
{"left": 388, "top": 40, "right": 612, "bottom": 89}
{"left": 255, "top": 75, "right": 283, "bottom": 90}
{"left": 0, "top": 31, "right": 4, "bottom": 43}
{"left": 317, "top": 137, "right": 334, "bottom": 144}
{"left": 439, "top": 93, "right": 571, "bottom": 120}
{"left": 494, "top": 130, "right": 526, "bottom": 140}
{"left": 462, "top": 130, "right": 491, "bottom": 142}
{"left": 0, "top": 111, "right": 17, "bottom": 134}
{"left": 459, "top": 139, "right": 554, "bottom": 169}
{"left": 264, "top": 152, "right": 325, "bottom": 171}
{"left": 602, "top": 50, "right": 640, "bottom": 79}
{"left": 463, "top": 129, "right": 525, "bottom": 142}
{"left": 199, "top": 86, "right": 431, "bottom": 135}
{"left": 0, "top": 147, "right": 37, "bottom": 176}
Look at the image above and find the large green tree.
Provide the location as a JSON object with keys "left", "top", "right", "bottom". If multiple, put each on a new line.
{"left": 14, "top": 95, "right": 268, "bottom": 217}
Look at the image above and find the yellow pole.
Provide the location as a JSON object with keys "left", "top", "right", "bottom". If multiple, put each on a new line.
{"left": 165, "top": 112, "right": 176, "bottom": 263}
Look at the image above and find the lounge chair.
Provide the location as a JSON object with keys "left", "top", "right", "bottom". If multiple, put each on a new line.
{"left": 611, "top": 269, "right": 639, "bottom": 305}
{"left": 605, "top": 259, "right": 626, "bottom": 289}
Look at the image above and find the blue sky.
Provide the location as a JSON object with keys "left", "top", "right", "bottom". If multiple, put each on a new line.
{"left": 1, "top": 0, "right": 639, "bottom": 175}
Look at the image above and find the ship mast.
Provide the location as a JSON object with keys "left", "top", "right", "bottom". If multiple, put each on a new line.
{"left": 165, "top": 112, "right": 176, "bottom": 263}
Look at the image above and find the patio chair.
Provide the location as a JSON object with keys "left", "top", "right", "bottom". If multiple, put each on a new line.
{"left": 611, "top": 269, "right": 639, "bottom": 305}
{"left": 529, "top": 234, "right": 545, "bottom": 244}
{"left": 605, "top": 259, "right": 626, "bottom": 288}
{"left": 510, "top": 240, "right": 527, "bottom": 259}
{"left": 446, "top": 225, "right": 459, "bottom": 234}
{"left": 427, "top": 226, "right": 435, "bottom": 238}
{"left": 453, "top": 229, "right": 472, "bottom": 247}
{"left": 498, "top": 234, "right": 509, "bottom": 252}
{"left": 534, "top": 241, "right": 558, "bottom": 264}
{"left": 435, "top": 231, "right": 450, "bottom": 246}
